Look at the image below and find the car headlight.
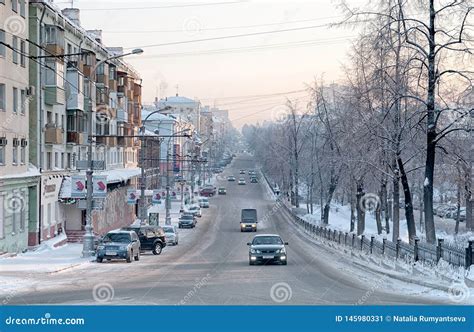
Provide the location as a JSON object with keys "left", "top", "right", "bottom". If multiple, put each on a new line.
{"left": 250, "top": 249, "right": 256, "bottom": 254}
{"left": 119, "top": 245, "right": 127, "bottom": 250}
{"left": 97, "top": 245, "right": 105, "bottom": 250}
{"left": 252, "top": 224, "right": 257, "bottom": 227}
{"left": 280, "top": 248, "right": 286, "bottom": 254}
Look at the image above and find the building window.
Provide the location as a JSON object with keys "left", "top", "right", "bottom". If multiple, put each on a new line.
{"left": 54, "top": 152, "right": 58, "bottom": 168}
{"left": 19, "top": 0, "right": 25, "bottom": 17}
{"left": 0, "top": 30, "right": 5, "bottom": 57}
{"left": 0, "top": 144, "right": 5, "bottom": 165}
{"left": 46, "top": 152, "right": 52, "bottom": 170}
{"left": 20, "top": 40, "right": 25, "bottom": 66}
{"left": 61, "top": 152, "right": 64, "bottom": 168}
{"left": 67, "top": 152, "right": 71, "bottom": 169}
{"left": 12, "top": 145, "right": 17, "bottom": 165}
{"left": 20, "top": 145, "right": 25, "bottom": 164}
{"left": 0, "top": 84, "right": 5, "bottom": 111}
{"left": 20, "top": 89, "right": 25, "bottom": 114}
{"left": 12, "top": 36, "right": 18, "bottom": 64}
{"left": 12, "top": 87, "right": 18, "bottom": 113}
{"left": 11, "top": 0, "right": 17, "bottom": 12}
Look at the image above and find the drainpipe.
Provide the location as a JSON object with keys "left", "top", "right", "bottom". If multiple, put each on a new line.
{"left": 37, "top": 2, "right": 46, "bottom": 246}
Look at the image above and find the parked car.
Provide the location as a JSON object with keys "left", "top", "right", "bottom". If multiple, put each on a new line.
{"left": 218, "top": 187, "right": 227, "bottom": 195}
{"left": 198, "top": 197, "right": 210, "bottom": 208}
{"left": 186, "top": 204, "right": 202, "bottom": 217}
{"left": 227, "top": 175, "right": 236, "bottom": 181}
{"left": 97, "top": 230, "right": 140, "bottom": 263}
{"left": 238, "top": 178, "right": 246, "bottom": 185}
{"left": 247, "top": 234, "right": 288, "bottom": 265}
{"left": 250, "top": 177, "right": 258, "bottom": 183}
{"left": 162, "top": 225, "right": 179, "bottom": 245}
{"left": 179, "top": 213, "right": 197, "bottom": 228}
{"left": 122, "top": 225, "right": 167, "bottom": 255}
{"left": 445, "top": 207, "right": 466, "bottom": 221}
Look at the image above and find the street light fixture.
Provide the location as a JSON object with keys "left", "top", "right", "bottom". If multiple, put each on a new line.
{"left": 82, "top": 49, "right": 144, "bottom": 258}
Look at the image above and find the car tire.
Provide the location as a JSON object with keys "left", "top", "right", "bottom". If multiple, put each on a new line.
{"left": 282, "top": 261, "right": 287, "bottom": 265}
{"left": 126, "top": 251, "right": 133, "bottom": 263}
{"left": 97, "top": 257, "right": 103, "bottom": 263}
{"left": 134, "top": 251, "right": 140, "bottom": 261}
{"left": 152, "top": 243, "right": 163, "bottom": 255}
{"left": 249, "top": 260, "right": 254, "bottom": 266}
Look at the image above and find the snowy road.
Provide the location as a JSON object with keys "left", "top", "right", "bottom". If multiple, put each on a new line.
{"left": 3, "top": 156, "right": 451, "bottom": 305}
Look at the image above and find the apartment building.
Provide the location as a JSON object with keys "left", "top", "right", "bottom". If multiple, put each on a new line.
{"left": 27, "top": 1, "right": 143, "bottom": 245}
{"left": 0, "top": 0, "right": 40, "bottom": 253}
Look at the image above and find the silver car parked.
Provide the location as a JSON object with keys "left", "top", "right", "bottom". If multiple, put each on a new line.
{"left": 163, "top": 225, "right": 179, "bottom": 245}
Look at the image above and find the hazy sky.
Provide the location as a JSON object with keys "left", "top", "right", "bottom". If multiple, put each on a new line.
{"left": 58, "top": 0, "right": 362, "bottom": 127}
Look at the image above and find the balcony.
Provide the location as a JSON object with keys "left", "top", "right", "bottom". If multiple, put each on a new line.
{"left": 45, "top": 126, "right": 63, "bottom": 144}
{"left": 83, "top": 64, "right": 93, "bottom": 79}
{"left": 109, "top": 79, "right": 118, "bottom": 92}
{"left": 118, "top": 137, "right": 133, "bottom": 147}
{"left": 66, "top": 68, "right": 84, "bottom": 111}
{"left": 45, "top": 86, "right": 65, "bottom": 105}
{"left": 96, "top": 73, "right": 109, "bottom": 87}
{"left": 66, "top": 132, "right": 85, "bottom": 145}
{"left": 45, "top": 44, "right": 65, "bottom": 61}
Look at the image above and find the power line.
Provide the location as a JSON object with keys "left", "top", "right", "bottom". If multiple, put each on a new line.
{"left": 79, "top": 1, "right": 246, "bottom": 11}
{"left": 133, "top": 36, "right": 353, "bottom": 59}
{"left": 102, "top": 15, "right": 345, "bottom": 34}
{"left": 126, "top": 22, "right": 345, "bottom": 49}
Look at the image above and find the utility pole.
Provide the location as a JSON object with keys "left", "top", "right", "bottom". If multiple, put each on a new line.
{"left": 82, "top": 48, "right": 144, "bottom": 258}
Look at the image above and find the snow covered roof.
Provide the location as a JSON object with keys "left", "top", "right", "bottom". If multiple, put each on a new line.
{"left": 159, "top": 96, "right": 197, "bottom": 104}
{"left": 0, "top": 164, "right": 40, "bottom": 180}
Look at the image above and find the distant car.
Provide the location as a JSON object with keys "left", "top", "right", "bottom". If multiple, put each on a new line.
{"left": 163, "top": 225, "right": 179, "bottom": 245}
{"left": 247, "top": 234, "right": 288, "bottom": 265}
{"left": 97, "top": 230, "right": 140, "bottom": 263}
{"left": 445, "top": 207, "right": 466, "bottom": 221}
{"left": 227, "top": 175, "right": 236, "bottom": 181}
{"left": 239, "top": 170, "right": 246, "bottom": 175}
{"left": 122, "top": 225, "right": 167, "bottom": 255}
{"left": 218, "top": 187, "right": 227, "bottom": 195}
{"left": 198, "top": 197, "right": 210, "bottom": 208}
{"left": 238, "top": 178, "right": 246, "bottom": 185}
{"left": 179, "top": 213, "right": 196, "bottom": 228}
{"left": 250, "top": 177, "right": 258, "bottom": 183}
{"left": 200, "top": 187, "right": 216, "bottom": 197}
{"left": 186, "top": 204, "right": 202, "bottom": 217}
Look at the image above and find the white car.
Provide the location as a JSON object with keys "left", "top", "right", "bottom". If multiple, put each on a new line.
{"left": 163, "top": 225, "right": 179, "bottom": 245}
{"left": 238, "top": 178, "right": 246, "bottom": 185}
{"left": 185, "top": 204, "right": 202, "bottom": 217}
{"left": 198, "top": 197, "right": 210, "bottom": 208}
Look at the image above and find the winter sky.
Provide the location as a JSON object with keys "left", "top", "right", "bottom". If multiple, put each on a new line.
{"left": 58, "top": 0, "right": 362, "bottom": 127}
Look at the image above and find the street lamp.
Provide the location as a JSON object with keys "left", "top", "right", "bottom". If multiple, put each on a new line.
{"left": 165, "top": 128, "right": 191, "bottom": 225}
{"left": 138, "top": 106, "right": 172, "bottom": 224}
{"left": 82, "top": 49, "right": 144, "bottom": 258}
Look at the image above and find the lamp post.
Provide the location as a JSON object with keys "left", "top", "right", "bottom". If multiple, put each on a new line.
{"left": 82, "top": 48, "right": 144, "bottom": 258}
{"left": 139, "top": 106, "right": 172, "bottom": 224}
{"left": 164, "top": 129, "right": 191, "bottom": 225}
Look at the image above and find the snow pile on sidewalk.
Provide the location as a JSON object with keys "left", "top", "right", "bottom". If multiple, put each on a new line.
{"left": 0, "top": 235, "right": 92, "bottom": 274}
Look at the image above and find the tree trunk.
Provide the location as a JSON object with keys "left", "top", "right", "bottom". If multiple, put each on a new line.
{"left": 356, "top": 178, "right": 365, "bottom": 236}
{"left": 423, "top": 0, "right": 438, "bottom": 244}
{"left": 323, "top": 172, "right": 339, "bottom": 225}
{"left": 397, "top": 157, "right": 416, "bottom": 244}
{"left": 350, "top": 183, "right": 356, "bottom": 232}
{"left": 455, "top": 180, "right": 461, "bottom": 235}
{"left": 375, "top": 185, "right": 383, "bottom": 235}
{"left": 392, "top": 164, "right": 400, "bottom": 243}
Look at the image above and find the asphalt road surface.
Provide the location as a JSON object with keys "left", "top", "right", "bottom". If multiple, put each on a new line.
{"left": 6, "top": 155, "right": 448, "bottom": 305}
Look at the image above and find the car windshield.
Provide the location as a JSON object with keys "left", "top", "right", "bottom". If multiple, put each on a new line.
{"left": 253, "top": 236, "right": 283, "bottom": 245}
{"left": 102, "top": 233, "right": 131, "bottom": 243}
{"left": 181, "top": 215, "right": 193, "bottom": 219}
{"left": 163, "top": 227, "right": 174, "bottom": 233}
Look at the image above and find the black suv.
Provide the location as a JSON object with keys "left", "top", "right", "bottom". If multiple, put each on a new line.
{"left": 122, "top": 226, "right": 167, "bottom": 255}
